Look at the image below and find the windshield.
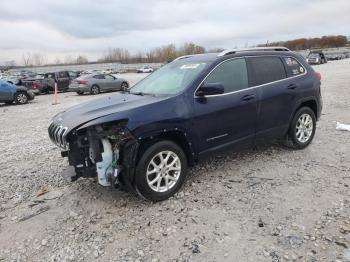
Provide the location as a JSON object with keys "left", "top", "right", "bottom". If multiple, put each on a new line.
{"left": 309, "top": 54, "right": 319, "bottom": 58}
{"left": 130, "top": 61, "right": 207, "bottom": 95}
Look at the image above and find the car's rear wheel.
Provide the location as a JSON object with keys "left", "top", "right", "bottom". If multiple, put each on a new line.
{"left": 134, "top": 140, "right": 188, "bottom": 201}
{"left": 14, "top": 92, "right": 29, "bottom": 104}
{"left": 90, "top": 85, "right": 100, "bottom": 95}
{"left": 121, "top": 82, "right": 128, "bottom": 91}
{"left": 284, "top": 107, "right": 316, "bottom": 149}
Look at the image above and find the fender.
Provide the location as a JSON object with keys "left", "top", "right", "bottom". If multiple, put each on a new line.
{"left": 134, "top": 126, "right": 197, "bottom": 166}
{"left": 289, "top": 96, "right": 319, "bottom": 124}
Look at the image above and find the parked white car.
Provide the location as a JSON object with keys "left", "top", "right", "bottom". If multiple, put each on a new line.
{"left": 137, "top": 66, "right": 154, "bottom": 73}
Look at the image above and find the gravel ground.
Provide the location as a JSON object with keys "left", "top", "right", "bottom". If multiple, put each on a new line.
{"left": 0, "top": 63, "right": 349, "bottom": 262}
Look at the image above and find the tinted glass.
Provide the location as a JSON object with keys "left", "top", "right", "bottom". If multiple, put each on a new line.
{"left": 104, "top": 75, "right": 114, "bottom": 80}
{"left": 93, "top": 74, "right": 105, "bottom": 79}
{"left": 204, "top": 58, "right": 248, "bottom": 93}
{"left": 249, "top": 56, "right": 286, "bottom": 86}
{"left": 283, "top": 57, "right": 306, "bottom": 77}
{"left": 59, "top": 71, "right": 69, "bottom": 78}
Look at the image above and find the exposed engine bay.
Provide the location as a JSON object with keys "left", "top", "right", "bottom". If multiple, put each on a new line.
{"left": 61, "top": 121, "right": 139, "bottom": 190}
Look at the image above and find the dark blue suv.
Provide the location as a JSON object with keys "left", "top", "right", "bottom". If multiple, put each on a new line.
{"left": 49, "top": 47, "right": 322, "bottom": 201}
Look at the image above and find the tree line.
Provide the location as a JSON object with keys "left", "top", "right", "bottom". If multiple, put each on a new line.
{"left": 15, "top": 35, "right": 349, "bottom": 67}
{"left": 260, "top": 35, "right": 348, "bottom": 50}
{"left": 98, "top": 42, "right": 223, "bottom": 64}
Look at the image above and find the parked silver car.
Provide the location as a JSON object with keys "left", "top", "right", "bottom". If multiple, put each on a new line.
{"left": 68, "top": 74, "right": 129, "bottom": 95}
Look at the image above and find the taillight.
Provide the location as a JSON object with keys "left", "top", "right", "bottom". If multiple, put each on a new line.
{"left": 32, "top": 82, "right": 38, "bottom": 89}
{"left": 78, "top": 80, "right": 87, "bottom": 85}
{"left": 315, "top": 72, "right": 321, "bottom": 81}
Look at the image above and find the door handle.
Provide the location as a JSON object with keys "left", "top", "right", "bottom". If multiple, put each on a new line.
{"left": 287, "top": 83, "right": 298, "bottom": 90}
{"left": 241, "top": 94, "right": 255, "bottom": 102}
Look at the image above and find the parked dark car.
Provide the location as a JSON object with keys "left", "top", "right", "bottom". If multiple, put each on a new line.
{"left": 307, "top": 50, "right": 327, "bottom": 65}
{"left": 21, "top": 71, "right": 78, "bottom": 94}
{"left": 20, "top": 74, "right": 45, "bottom": 94}
{"left": 48, "top": 47, "right": 322, "bottom": 201}
{"left": 0, "top": 80, "right": 35, "bottom": 105}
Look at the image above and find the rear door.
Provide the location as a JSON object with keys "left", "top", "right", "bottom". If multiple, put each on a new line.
{"left": 192, "top": 58, "right": 257, "bottom": 153}
{"left": 246, "top": 56, "right": 302, "bottom": 140}
{"left": 56, "top": 71, "right": 70, "bottom": 90}
{"left": 93, "top": 74, "right": 106, "bottom": 90}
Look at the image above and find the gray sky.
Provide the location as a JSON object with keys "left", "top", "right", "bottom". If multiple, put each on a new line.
{"left": 0, "top": 0, "right": 349, "bottom": 65}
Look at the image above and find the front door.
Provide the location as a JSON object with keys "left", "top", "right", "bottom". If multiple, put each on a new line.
{"left": 192, "top": 58, "right": 257, "bottom": 154}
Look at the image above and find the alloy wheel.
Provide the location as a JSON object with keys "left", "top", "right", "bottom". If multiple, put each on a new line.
{"left": 16, "top": 93, "right": 28, "bottom": 104}
{"left": 146, "top": 151, "right": 181, "bottom": 193}
{"left": 295, "top": 113, "right": 313, "bottom": 143}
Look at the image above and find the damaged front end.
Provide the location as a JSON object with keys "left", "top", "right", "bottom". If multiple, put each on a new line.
{"left": 49, "top": 120, "right": 139, "bottom": 191}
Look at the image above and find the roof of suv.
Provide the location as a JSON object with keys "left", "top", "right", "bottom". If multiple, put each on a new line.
{"left": 175, "top": 46, "right": 296, "bottom": 63}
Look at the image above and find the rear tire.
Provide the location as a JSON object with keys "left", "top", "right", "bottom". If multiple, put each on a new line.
{"left": 284, "top": 107, "right": 316, "bottom": 149}
{"left": 14, "top": 92, "right": 29, "bottom": 104}
{"left": 134, "top": 140, "right": 188, "bottom": 201}
{"left": 90, "top": 85, "right": 100, "bottom": 95}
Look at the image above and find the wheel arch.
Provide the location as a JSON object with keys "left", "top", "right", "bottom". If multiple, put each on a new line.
{"left": 137, "top": 129, "right": 195, "bottom": 167}
{"left": 292, "top": 97, "right": 319, "bottom": 121}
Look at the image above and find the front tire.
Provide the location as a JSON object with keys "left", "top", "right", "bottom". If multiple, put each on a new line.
{"left": 14, "top": 92, "right": 29, "bottom": 104}
{"left": 284, "top": 107, "right": 316, "bottom": 149}
{"left": 134, "top": 140, "right": 188, "bottom": 201}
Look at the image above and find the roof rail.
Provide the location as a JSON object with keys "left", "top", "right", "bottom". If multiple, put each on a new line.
{"left": 173, "top": 55, "right": 195, "bottom": 61}
{"left": 218, "top": 46, "right": 291, "bottom": 57}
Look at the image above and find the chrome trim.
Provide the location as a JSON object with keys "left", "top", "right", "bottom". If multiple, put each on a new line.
{"left": 206, "top": 133, "right": 228, "bottom": 141}
{"left": 218, "top": 46, "right": 290, "bottom": 57}
{"left": 48, "top": 122, "right": 69, "bottom": 149}
{"left": 193, "top": 55, "right": 307, "bottom": 98}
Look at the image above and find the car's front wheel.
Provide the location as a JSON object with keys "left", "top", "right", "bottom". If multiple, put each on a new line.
{"left": 134, "top": 140, "right": 188, "bottom": 201}
{"left": 284, "top": 107, "right": 316, "bottom": 149}
{"left": 14, "top": 92, "right": 29, "bottom": 104}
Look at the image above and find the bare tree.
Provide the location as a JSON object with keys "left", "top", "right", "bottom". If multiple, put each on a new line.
{"left": 76, "top": 55, "right": 89, "bottom": 64}
{"left": 54, "top": 57, "right": 61, "bottom": 65}
{"left": 22, "top": 52, "right": 32, "bottom": 66}
{"left": 32, "top": 53, "right": 45, "bottom": 66}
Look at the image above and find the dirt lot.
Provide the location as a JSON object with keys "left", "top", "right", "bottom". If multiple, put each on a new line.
{"left": 0, "top": 63, "right": 350, "bottom": 262}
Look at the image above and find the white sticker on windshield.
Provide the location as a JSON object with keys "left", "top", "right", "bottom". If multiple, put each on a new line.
{"left": 180, "top": 64, "right": 200, "bottom": 69}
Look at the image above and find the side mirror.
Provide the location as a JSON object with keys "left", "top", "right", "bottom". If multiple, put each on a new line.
{"left": 196, "top": 83, "right": 224, "bottom": 97}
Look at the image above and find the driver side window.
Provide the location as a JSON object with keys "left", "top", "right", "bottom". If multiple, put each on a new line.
{"left": 204, "top": 58, "right": 248, "bottom": 94}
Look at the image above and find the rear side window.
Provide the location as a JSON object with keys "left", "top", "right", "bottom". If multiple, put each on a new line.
{"left": 204, "top": 58, "right": 248, "bottom": 93}
{"left": 58, "top": 71, "right": 69, "bottom": 78}
{"left": 283, "top": 57, "right": 306, "bottom": 77}
{"left": 93, "top": 74, "right": 105, "bottom": 79}
{"left": 104, "top": 75, "right": 114, "bottom": 80}
{"left": 248, "top": 56, "right": 286, "bottom": 86}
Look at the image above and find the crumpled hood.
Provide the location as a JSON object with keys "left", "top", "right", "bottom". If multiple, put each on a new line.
{"left": 51, "top": 93, "right": 168, "bottom": 131}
